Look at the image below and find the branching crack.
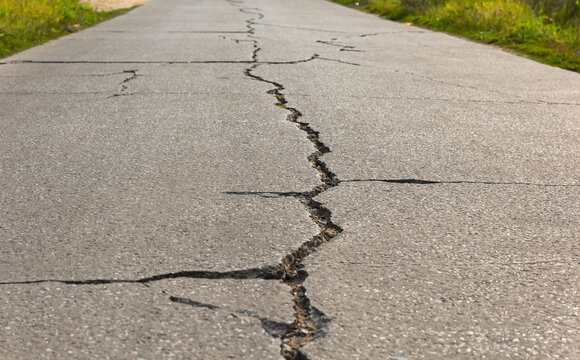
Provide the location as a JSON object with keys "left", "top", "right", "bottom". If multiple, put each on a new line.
{"left": 316, "top": 40, "right": 363, "bottom": 52}
{"left": 249, "top": 85, "right": 336, "bottom": 354}
{"left": 0, "top": 3, "right": 350, "bottom": 359}
{"left": 240, "top": 6, "right": 343, "bottom": 359}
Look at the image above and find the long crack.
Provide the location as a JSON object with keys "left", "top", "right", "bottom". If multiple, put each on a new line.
{"left": 2, "top": 2, "right": 578, "bottom": 359}
{"left": 238, "top": 5, "right": 342, "bottom": 359}
{"left": 244, "top": 64, "right": 343, "bottom": 358}
{"left": 340, "top": 178, "right": 580, "bottom": 187}
{"left": 1, "top": 3, "right": 346, "bottom": 359}
{"left": 2, "top": 56, "right": 359, "bottom": 66}
{"left": 0, "top": 265, "right": 284, "bottom": 286}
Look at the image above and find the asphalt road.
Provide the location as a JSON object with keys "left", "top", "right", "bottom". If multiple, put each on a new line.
{"left": 0, "top": 0, "right": 578, "bottom": 359}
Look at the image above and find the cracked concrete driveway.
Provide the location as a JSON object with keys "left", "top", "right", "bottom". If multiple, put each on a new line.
{"left": 0, "top": 0, "right": 578, "bottom": 359}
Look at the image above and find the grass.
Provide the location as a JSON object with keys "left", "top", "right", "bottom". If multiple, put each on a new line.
{"left": 329, "top": 0, "right": 580, "bottom": 72}
{"left": 0, "top": 0, "right": 133, "bottom": 59}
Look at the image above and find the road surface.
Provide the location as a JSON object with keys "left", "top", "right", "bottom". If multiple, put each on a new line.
{"left": 0, "top": 0, "right": 578, "bottom": 359}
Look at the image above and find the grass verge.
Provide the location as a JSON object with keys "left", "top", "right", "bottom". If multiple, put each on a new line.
{"left": 0, "top": 0, "right": 134, "bottom": 59}
{"left": 329, "top": 0, "right": 580, "bottom": 72}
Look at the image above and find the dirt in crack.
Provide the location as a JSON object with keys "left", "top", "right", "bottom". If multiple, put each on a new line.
{"left": 1, "top": 4, "right": 342, "bottom": 359}
{"left": 244, "top": 60, "right": 342, "bottom": 358}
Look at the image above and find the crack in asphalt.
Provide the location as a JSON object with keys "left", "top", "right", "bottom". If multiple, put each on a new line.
{"left": 3, "top": 90, "right": 577, "bottom": 108}
{"left": 340, "top": 179, "right": 580, "bottom": 187}
{"left": 108, "top": 69, "right": 139, "bottom": 97}
{"left": 368, "top": 95, "right": 580, "bottom": 106}
{"left": 251, "top": 24, "right": 426, "bottom": 37}
{"left": 3, "top": 60, "right": 252, "bottom": 64}
{"left": 2, "top": 56, "right": 360, "bottom": 66}
{"left": 316, "top": 40, "right": 364, "bottom": 52}
{"left": 1, "top": 2, "right": 478, "bottom": 359}
{"left": 283, "top": 93, "right": 580, "bottom": 107}
{"left": 239, "top": 6, "right": 343, "bottom": 359}
{"left": 82, "top": 30, "right": 257, "bottom": 34}
{"left": 0, "top": 91, "right": 111, "bottom": 95}
{"left": 2, "top": 2, "right": 360, "bottom": 358}
{"left": 0, "top": 266, "right": 284, "bottom": 286}
{"left": 0, "top": 4, "right": 350, "bottom": 359}
{"left": 403, "top": 71, "right": 580, "bottom": 106}
{"left": 253, "top": 22, "right": 352, "bottom": 34}
{"left": 167, "top": 30, "right": 248, "bottom": 34}
{"left": 81, "top": 71, "right": 139, "bottom": 77}
{"left": 2, "top": 2, "right": 578, "bottom": 359}
{"left": 331, "top": 30, "right": 428, "bottom": 41}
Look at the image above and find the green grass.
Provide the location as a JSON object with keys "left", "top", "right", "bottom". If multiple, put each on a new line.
{"left": 330, "top": 0, "right": 580, "bottom": 72}
{"left": 0, "top": 0, "right": 133, "bottom": 59}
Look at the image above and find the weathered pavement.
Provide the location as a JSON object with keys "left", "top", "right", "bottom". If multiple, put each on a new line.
{"left": 0, "top": 0, "right": 578, "bottom": 358}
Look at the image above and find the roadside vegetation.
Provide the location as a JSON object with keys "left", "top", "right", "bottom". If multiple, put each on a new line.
{"left": 0, "top": 0, "right": 132, "bottom": 59}
{"left": 330, "top": 0, "right": 580, "bottom": 72}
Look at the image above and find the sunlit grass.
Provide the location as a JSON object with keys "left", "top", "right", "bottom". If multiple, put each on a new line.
{"left": 330, "top": 0, "right": 580, "bottom": 71}
{"left": 0, "top": 0, "right": 132, "bottom": 58}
